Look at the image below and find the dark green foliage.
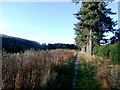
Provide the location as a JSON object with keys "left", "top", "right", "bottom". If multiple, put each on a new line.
{"left": 110, "top": 28, "right": 120, "bottom": 44}
{"left": 47, "top": 43, "right": 78, "bottom": 50}
{"left": 93, "top": 42, "right": 120, "bottom": 64}
{"left": 76, "top": 59, "right": 101, "bottom": 90}
{"left": 93, "top": 44, "right": 110, "bottom": 58}
{"left": 93, "top": 45, "right": 99, "bottom": 55}
{"left": 109, "top": 42, "right": 120, "bottom": 64}
{"left": 74, "top": 2, "right": 116, "bottom": 51}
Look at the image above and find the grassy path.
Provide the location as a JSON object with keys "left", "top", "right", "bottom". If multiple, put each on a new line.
{"left": 72, "top": 52, "right": 80, "bottom": 90}
{"left": 75, "top": 52, "right": 102, "bottom": 90}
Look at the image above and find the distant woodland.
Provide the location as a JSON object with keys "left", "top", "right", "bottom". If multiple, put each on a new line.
{"left": 1, "top": 34, "right": 78, "bottom": 53}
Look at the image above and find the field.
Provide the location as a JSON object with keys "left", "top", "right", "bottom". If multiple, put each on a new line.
{"left": 1, "top": 49, "right": 120, "bottom": 90}
{"left": 2, "top": 49, "right": 76, "bottom": 90}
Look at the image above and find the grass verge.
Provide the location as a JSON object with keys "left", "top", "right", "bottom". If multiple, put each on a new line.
{"left": 76, "top": 57, "right": 102, "bottom": 90}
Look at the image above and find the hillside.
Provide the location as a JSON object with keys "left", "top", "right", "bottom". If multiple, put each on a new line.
{"left": 1, "top": 34, "right": 41, "bottom": 53}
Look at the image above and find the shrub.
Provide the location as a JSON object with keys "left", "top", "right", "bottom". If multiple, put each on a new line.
{"left": 93, "top": 42, "right": 120, "bottom": 64}
{"left": 93, "top": 44, "right": 110, "bottom": 58}
{"left": 109, "top": 42, "right": 120, "bottom": 64}
{"left": 93, "top": 45, "right": 99, "bottom": 55}
{"left": 76, "top": 59, "right": 101, "bottom": 89}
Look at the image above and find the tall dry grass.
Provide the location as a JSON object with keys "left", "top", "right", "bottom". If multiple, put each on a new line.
{"left": 2, "top": 49, "right": 75, "bottom": 90}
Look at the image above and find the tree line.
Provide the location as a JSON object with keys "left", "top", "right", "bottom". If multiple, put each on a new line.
{"left": 1, "top": 34, "right": 78, "bottom": 53}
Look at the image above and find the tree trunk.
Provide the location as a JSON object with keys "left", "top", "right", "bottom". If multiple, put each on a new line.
{"left": 81, "top": 46, "right": 85, "bottom": 52}
{"left": 86, "top": 43, "right": 89, "bottom": 53}
{"left": 89, "top": 29, "right": 92, "bottom": 55}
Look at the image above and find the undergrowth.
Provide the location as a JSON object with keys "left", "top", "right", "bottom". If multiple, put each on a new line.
{"left": 2, "top": 49, "right": 75, "bottom": 90}
{"left": 76, "top": 57, "right": 102, "bottom": 90}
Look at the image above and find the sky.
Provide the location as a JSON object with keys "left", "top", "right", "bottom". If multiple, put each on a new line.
{"left": 0, "top": 1, "right": 119, "bottom": 44}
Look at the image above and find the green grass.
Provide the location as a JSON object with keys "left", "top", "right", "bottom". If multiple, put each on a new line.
{"left": 76, "top": 58, "right": 102, "bottom": 90}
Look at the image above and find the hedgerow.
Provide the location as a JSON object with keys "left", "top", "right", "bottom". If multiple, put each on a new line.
{"left": 93, "top": 42, "right": 120, "bottom": 64}
{"left": 109, "top": 43, "right": 120, "bottom": 64}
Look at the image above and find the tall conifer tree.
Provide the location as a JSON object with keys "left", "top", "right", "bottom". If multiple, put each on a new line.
{"left": 74, "top": 2, "right": 116, "bottom": 55}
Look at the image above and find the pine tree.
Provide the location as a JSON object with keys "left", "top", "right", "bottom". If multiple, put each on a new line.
{"left": 74, "top": 2, "right": 116, "bottom": 55}
{"left": 110, "top": 28, "right": 120, "bottom": 44}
